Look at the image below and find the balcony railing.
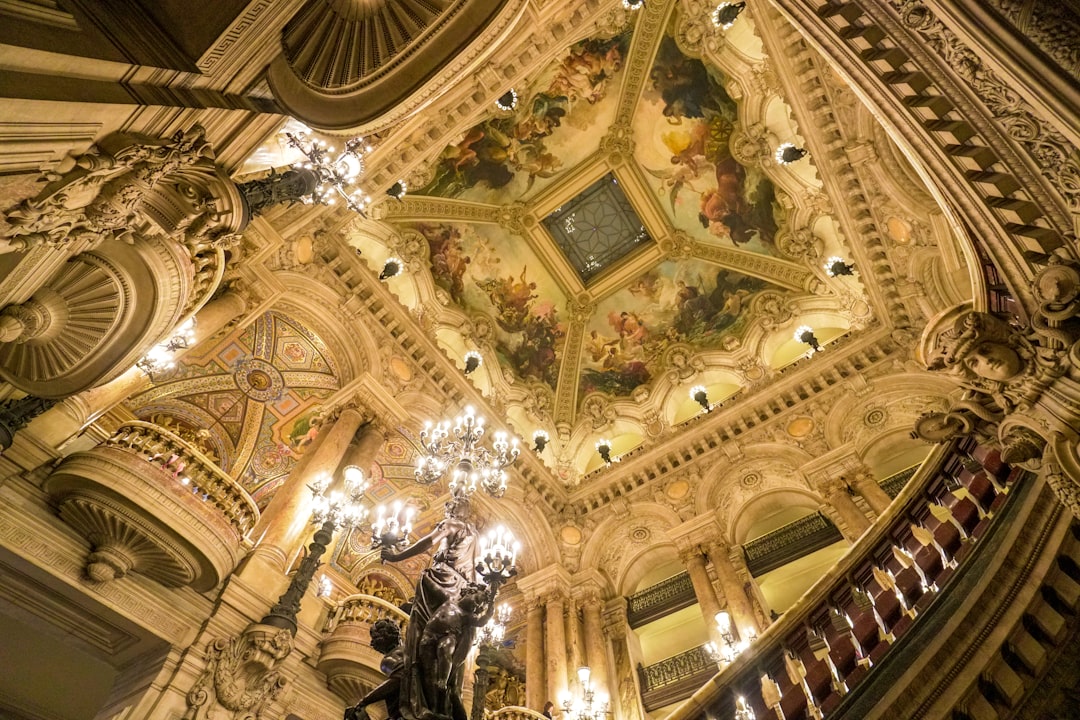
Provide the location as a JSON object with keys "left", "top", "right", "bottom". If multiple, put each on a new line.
{"left": 743, "top": 511, "right": 844, "bottom": 576}
{"left": 664, "top": 437, "right": 1024, "bottom": 720}
{"left": 106, "top": 421, "right": 258, "bottom": 536}
{"left": 880, "top": 465, "right": 918, "bottom": 499}
{"left": 628, "top": 571, "right": 696, "bottom": 627}
{"left": 638, "top": 644, "right": 717, "bottom": 711}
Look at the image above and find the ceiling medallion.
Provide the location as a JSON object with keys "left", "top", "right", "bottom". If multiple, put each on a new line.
{"left": 629, "top": 526, "right": 651, "bottom": 543}
{"left": 234, "top": 358, "right": 286, "bottom": 402}
{"left": 740, "top": 472, "right": 761, "bottom": 488}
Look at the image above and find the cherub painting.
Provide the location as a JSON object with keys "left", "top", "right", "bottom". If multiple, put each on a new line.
{"left": 638, "top": 30, "right": 781, "bottom": 255}
{"left": 580, "top": 261, "right": 771, "bottom": 398}
{"left": 419, "top": 31, "right": 631, "bottom": 203}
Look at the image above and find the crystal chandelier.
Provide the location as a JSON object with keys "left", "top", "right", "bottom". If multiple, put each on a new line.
{"left": 135, "top": 317, "right": 197, "bottom": 380}
{"left": 560, "top": 667, "right": 610, "bottom": 720}
{"left": 474, "top": 602, "right": 512, "bottom": 647}
{"left": 415, "top": 406, "right": 520, "bottom": 498}
{"left": 284, "top": 130, "right": 372, "bottom": 216}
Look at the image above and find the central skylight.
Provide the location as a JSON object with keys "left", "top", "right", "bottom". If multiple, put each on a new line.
{"left": 542, "top": 173, "right": 653, "bottom": 283}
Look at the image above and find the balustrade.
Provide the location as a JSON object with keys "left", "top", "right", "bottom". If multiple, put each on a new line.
{"left": 319, "top": 593, "right": 410, "bottom": 701}
{"left": 627, "top": 571, "right": 696, "bottom": 627}
{"left": 743, "top": 512, "right": 844, "bottom": 576}
{"left": 489, "top": 706, "right": 548, "bottom": 720}
{"left": 662, "top": 437, "right": 1025, "bottom": 720}
{"left": 43, "top": 420, "right": 260, "bottom": 590}
{"left": 106, "top": 421, "right": 258, "bottom": 535}
{"left": 638, "top": 644, "right": 718, "bottom": 711}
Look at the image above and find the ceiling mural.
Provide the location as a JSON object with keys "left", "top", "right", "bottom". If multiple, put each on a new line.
{"left": 128, "top": 310, "right": 341, "bottom": 507}
{"left": 634, "top": 30, "right": 781, "bottom": 257}
{"left": 412, "top": 222, "right": 568, "bottom": 390}
{"left": 417, "top": 29, "right": 632, "bottom": 203}
{"left": 580, "top": 261, "right": 779, "bottom": 399}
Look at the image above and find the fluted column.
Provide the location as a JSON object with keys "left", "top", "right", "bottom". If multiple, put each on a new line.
{"left": 706, "top": 540, "right": 761, "bottom": 637}
{"left": 818, "top": 477, "right": 872, "bottom": 540}
{"left": 601, "top": 599, "right": 645, "bottom": 720}
{"left": 581, "top": 591, "right": 609, "bottom": 691}
{"left": 250, "top": 405, "right": 366, "bottom": 569}
{"left": 27, "top": 290, "right": 249, "bottom": 448}
{"left": 850, "top": 471, "right": 893, "bottom": 516}
{"left": 525, "top": 598, "right": 546, "bottom": 710}
{"left": 545, "top": 591, "right": 568, "bottom": 705}
{"left": 680, "top": 547, "right": 724, "bottom": 644}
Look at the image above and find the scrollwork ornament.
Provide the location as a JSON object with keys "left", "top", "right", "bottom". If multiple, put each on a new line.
{"left": 599, "top": 124, "right": 635, "bottom": 166}
{"left": 730, "top": 123, "right": 773, "bottom": 166}
{"left": 183, "top": 624, "right": 292, "bottom": 720}
{"left": 751, "top": 291, "right": 793, "bottom": 330}
{"left": 775, "top": 227, "right": 821, "bottom": 260}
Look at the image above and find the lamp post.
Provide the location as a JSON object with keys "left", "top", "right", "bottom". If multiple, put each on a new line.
{"left": 560, "top": 667, "right": 610, "bottom": 720}
{"left": 261, "top": 466, "right": 369, "bottom": 635}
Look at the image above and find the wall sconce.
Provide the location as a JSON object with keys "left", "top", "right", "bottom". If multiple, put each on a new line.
{"left": 495, "top": 89, "right": 518, "bottom": 111}
{"left": 734, "top": 696, "right": 755, "bottom": 720}
{"left": 135, "top": 318, "right": 196, "bottom": 381}
{"left": 712, "top": 2, "right": 745, "bottom": 28}
{"left": 595, "top": 439, "right": 617, "bottom": 466}
{"left": 794, "top": 325, "right": 822, "bottom": 354}
{"left": 463, "top": 350, "right": 483, "bottom": 375}
{"left": 379, "top": 257, "right": 403, "bottom": 280}
{"left": 387, "top": 180, "right": 407, "bottom": 200}
{"left": 824, "top": 256, "right": 855, "bottom": 277}
{"left": 689, "top": 385, "right": 711, "bottom": 413}
{"left": 775, "top": 142, "right": 808, "bottom": 165}
{"left": 715, "top": 611, "right": 736, "bottom": 645}
{"left": 317, "top": 574, "right": 332, "bottom": 598}
{"left": 532, "top": 429, "right": 549, "bottom": 453}
{"left": 622, "top": 0, "right": 644, "bottom": 10}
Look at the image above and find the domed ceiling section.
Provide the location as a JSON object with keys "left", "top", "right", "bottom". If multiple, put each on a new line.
{"left": 127, "top": 310, "right": 341, "bottom": 507}
{"left": 372, "top": 3, "right": 865, "bottom": 480}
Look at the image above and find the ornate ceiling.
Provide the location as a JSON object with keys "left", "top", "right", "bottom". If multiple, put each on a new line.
{"left": 352, "top": 5, "right": 866, "bottom": 479}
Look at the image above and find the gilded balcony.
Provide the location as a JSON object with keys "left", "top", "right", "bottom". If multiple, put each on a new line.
{"left": 319, "top": 593, "right": 410, "bottom": 702}
{"left": 43, "top": 420, "right": 259, "bottom": 591}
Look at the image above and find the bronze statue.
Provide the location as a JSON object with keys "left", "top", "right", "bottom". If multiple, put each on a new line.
{"left": 345, "top": 618, "right": 405, "bottom": 720}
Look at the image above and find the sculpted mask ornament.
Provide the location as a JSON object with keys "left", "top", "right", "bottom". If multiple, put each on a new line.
{"left": 918, "top": 270, "right": 1080, "bottom": 508}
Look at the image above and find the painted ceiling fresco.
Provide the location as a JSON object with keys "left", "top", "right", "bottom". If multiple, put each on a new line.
{"left": 635, "top": 30, "right": 781, "bottom": 256}
{"left": 412, "top": 221, "right": 568, "bottom": 390}
{"left": 128, "top": 311, "right": 341, "bottom": 508}
{"left": 418, "top": 30, "right": 631, "bottom": 204}
{"left": 581, "top": 261, "right": 778, "bottom": 397}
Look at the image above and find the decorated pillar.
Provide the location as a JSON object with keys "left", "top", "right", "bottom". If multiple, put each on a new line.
{"left": 601, "top": 599, "right": 645, "bottom": 720}
{"left": 525, "top": 598, "right": 546, "bottom": 711}
{"left": 818, "top": 477, "right": 872, "bottom": 541}
{"left": 707, "top": 540, "right": 762, "bottom": 636}
{"left": 679, "top": 546, "right": 724, "bottom": 645}
{"left": 581, "top": 590, "right": 610, "bottom": 692}
{"left": 250, "top": 404, "right": 367, "bottom": 570}
{"left": 544, "top": 590, "right": 569, "bottom": 705}
{"left": 565, "top": 596, "right": 584, "bottom": 679}
{"left": 850, "top": 470, "right": 893, "bottom": 516}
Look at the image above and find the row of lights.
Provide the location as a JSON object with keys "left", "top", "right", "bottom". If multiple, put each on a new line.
{"left": 704, "top": 612, "right": 758, "bottom": 720}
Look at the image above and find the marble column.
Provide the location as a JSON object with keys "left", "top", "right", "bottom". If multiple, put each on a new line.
{"left": 565, "top": 597, "right": 583, "bottom": 680}
{"left": 850, "top": 471, "right": 893, "bottom": 516}
{"left": 680, "top": 547, "right": 724, "bottom": 644}
{"left": 601, "top": 600, "right": 645, "bottom": 720}
{"left": 581, "top": 592, "right": 609, "bottom": 692}
{"left": 27, "top": 290, "right": 249, "bottom": 448}
{"left": 545, "top": 591, "right": 568, "bottom": 705}
{"left": 706, "top": 540, "right": 761, "bottom": 637}
{"left": 525, "top": 599, "right": 546, "bottom": 711}
{"left": 819, "top": 477, "right": 872, "bottom": 540}
{"left": 250, "top": 405, "right": 367, "bottom": 569}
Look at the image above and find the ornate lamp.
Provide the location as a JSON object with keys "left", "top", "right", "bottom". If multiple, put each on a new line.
{"left": 474, "top": 603, "right": 511, "bottom": 648}
{"left": 622, "top": 0, "right": 644, "bottom": 10}
{"left": 595, "top": 439, "right": 616, "bottom": 466}
{"left": 532, "top": 429, "right": 549, "bottom": 453}
{"left": 560, "top": 667, "right": 610, "bottom": 720}
{"left": 705, "top": 611, "right": 755, "bottom": 665}
{"left": 690, "top": 385, "right": 711, "bottom": 413}
{"left": 380, "top": 258, "right": 403, "bottom": 280}
{"left": 824, "top": 257, "right": 855, "bottom": 277}
{"left": 775, "top": 143, "right": 808, "bottom": 165}
{"left": 284, "top": 130, "right": 373, "bottom": 216}
{"left": 476, "top": 525, "right": 520, "bottom": 590}
{"left": 415, "top": 405, "right": 519, "bottom": 498}
{"left": 261, "top": 466, "right": 370, "bottom": 634}
{"left": 387, "top": 180, "right": 407, "bottom": 200}
{"left": 712, "top": 2, "right": 746, "bottom": 28}
{"left": 794, "top": 325, "right": 822, "bottom": 354}
{"left": 135, "top": 317, "right": 197, "bottom": 380}
{"left": 463, "top": 351, "right": 483, "bottom": 375}
{"left": 734, "top": 696, "right": 756, "bottom": 720}
{"left": 371, "top": 500, "right": 415, "bottom": 551}
{"left": 495, "top": 90, "right": 518, "bottom": 112}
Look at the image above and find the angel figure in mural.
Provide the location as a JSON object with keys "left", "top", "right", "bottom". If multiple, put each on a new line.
{"left": 379, "top": 492, "right": 481, "bottom": 720}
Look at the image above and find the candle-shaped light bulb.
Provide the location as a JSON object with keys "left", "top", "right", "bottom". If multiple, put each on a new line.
{"left": 578, "top": 666, "right": 591, "bottom": 686}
